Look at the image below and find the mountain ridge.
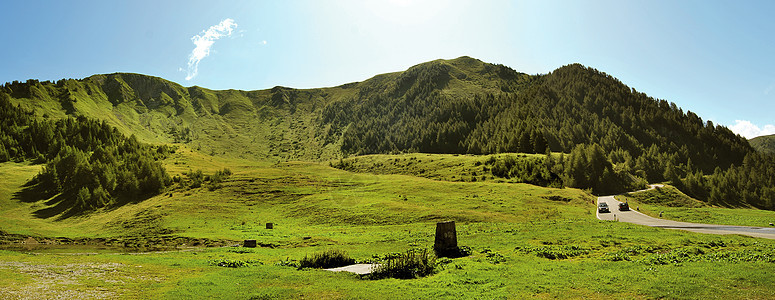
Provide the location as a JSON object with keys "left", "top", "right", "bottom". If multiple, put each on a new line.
{"left": 3, "top": 56, "right": 773, "bottom": 207}
{"left": 0, "top": 56, "right": 751, "bottom": 165}
{"left": 750, "top": 134, "right": 775, "bottom": 154}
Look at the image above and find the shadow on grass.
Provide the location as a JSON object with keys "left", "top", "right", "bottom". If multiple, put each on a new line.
{"left": 33, "top": 194, "right": 77, "bottom": 219}
{"left": 13, "top": 180, "right": 55, "bottom": 203}
{"left": 12, "top": 182, "right": 75, "bottom": 219}
{"left": 12, "top": 179, "right": 155, "bottom": 220}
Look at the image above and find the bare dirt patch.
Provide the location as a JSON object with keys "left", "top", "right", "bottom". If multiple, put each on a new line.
{"left": 0, "top": 261, "right": 138, "bottom": 299}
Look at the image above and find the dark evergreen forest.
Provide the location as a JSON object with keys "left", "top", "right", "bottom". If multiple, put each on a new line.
{"left": 0, "top": 93, "right": 171, "bottom": 214}
{"left": 321, "top": 61, "right": 775, "bottom": 207}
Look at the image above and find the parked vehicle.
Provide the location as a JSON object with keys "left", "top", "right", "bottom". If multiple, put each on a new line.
{"left": 598, "top": 202, "right": 610, "bottom": 213}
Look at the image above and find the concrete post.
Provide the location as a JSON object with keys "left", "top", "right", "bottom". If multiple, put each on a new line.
{"left": 434, "top": 221, "right": 457, "bottom": 256}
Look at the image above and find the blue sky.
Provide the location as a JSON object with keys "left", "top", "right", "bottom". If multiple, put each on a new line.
{"left": 1, "top": 0, "right": 773, "bottom": 138}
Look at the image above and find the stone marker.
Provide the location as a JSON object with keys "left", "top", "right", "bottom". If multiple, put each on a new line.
{"left": 266, "top": 223, "right": 274, "bottom": 229}
{"left": 243, "top": 239, "right": 257, "bottom": 248}
{"left": 434, "top": 221, "right": 457, "bottom": 256}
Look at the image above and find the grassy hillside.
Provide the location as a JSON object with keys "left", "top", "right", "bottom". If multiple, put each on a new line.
{"left": 2, "top": 75, "right": 354, "bottom": 161}
{"left": 0, "top": 57, "right": 526, "bottom": 162}
{"left": 0, "top": 148, "right": 593, "bottom": 240}
{"left": 5, "top": 56, "right": 769, "bottom": 207}
{"left": 330, "top": 153, "right": 547, "bottom": 183}
{"left": 3, "top": 153, "right": 775, "bottom": 298}
{"left": 3, "top": 57, "right": 775, "bottom": 297}
{"left": 751, "top": 134, "right": 775, "bottom": 154}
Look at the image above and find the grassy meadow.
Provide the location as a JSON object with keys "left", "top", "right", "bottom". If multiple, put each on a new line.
{"left": 1, "top": 151, "right": 775, "bottom": 299}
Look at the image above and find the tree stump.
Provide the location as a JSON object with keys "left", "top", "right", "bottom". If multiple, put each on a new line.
{"left": 243, "top": 239, "right": 257, "bottom": 248}
{"left": 434, "top": 221, "right": 457, "bottom": 256}
{"left": 266, "top": 223, "right": 273, "bottom": 229}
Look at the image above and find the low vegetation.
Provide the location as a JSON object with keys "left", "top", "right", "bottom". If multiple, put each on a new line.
{"left": 369, "top": 248, "right": 437, "bottom": 279}
{"left": 517, "top": 244, "right": 590, "bottom": 260}
{"left": 298, "top": 250, "right": 355, "bottom": 269}
{"left": 209, "top": 258, "right": 261, "bottom": 268}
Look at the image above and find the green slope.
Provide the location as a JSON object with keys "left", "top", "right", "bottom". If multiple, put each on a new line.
{"left": 0, "top": 57, "right": 749, "bottom": 169}
{"left": 0, "top": 57, "right": 526, "bottom": 162}
{"left": 3, "top": 58, "right": 775, "bottom": 298}
{"left": 750, "top": 134, "right": 775, "bottom": 154}
{"left": 2, "top": 73, "right": 352, "bottom": 161}
{"left": 2, "top": 56, "right": 773, "bottom": 208}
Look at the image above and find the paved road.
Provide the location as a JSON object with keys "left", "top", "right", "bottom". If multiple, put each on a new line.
{"left": 596, "top": 188, "right": 775, "bottom": 240}
{"left": 325, "top": 264, "right": 374, "bottom": 275}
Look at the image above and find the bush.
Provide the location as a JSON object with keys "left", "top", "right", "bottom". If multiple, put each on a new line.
{"left": 369, "top": 248, "right": 437, "bottom": 279}
{"left": 209, "top": 259, "right": 261, "bottom": 268}
{"left": 516, "top": 244, "right": 589, "bottom": 260}
{"left": 298, "top": 250, "right": 355, "bottom": 269}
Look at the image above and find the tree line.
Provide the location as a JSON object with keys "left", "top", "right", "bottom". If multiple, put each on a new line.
{"left": 321, "top": 62, "right": 773, "bottom": 205}
{"left": 0, "top": 93, "right": 171, "bottom": 214}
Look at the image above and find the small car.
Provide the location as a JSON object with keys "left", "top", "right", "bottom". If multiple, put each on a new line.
{"left": 618, "top": 202, "right": 630, "bottom": 211}
{"left": 598, "top": 202, "right": 610, "bottom": 213}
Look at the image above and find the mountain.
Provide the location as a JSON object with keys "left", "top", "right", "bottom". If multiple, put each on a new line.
{"left": 0, "top": 57, "right": 534, "bottom": 161}
{"left": 750, "top": 134, "right": 775, "bottom": 154}
{"left": 1, "top": 56, "right": 773, "bottom": 208}
{"left": 0, "top": 57, "right": 749, "bottom": 165}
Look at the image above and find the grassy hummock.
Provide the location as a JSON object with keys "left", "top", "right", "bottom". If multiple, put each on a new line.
{"left": 298, "top": 250, "right": 355, "bottom": 269}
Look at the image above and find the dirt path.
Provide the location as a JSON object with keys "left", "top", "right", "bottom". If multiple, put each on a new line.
{"left": 596, "top": 186, "right": 775, "bottom": 240}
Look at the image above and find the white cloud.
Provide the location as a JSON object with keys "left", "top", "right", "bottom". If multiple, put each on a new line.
{"left": 729, "top": 120, "right": 775, "bottom": 139}
{"left": 261, "top": 40, "right": 267, "bottom": 45}
{"left": 186, "top": 18, "right": 238, "bottom": 80}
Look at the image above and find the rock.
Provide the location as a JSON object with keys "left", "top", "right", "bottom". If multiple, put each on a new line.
{"left": 243, "top": 240, "right": 257, "bottom": 248}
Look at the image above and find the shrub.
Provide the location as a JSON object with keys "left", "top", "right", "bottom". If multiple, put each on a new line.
{"left": 209, "top": 259, "right": 261, "bottom": 268}
{"left": 187, "top": 170, "right": 204, "bottom": 188}
{"left": 369, "top": 248, "right": 437, "bottom": 279}
{"left": 276, "top": 257, "right": 299, "bottom": 268}
{"left": 516, "top": 244, "right": 589, "bottom": 260}
{"left": 480, "top": 248, "right": 506, "bottom": 264}
{"left": 298, "top": 250, "right": 355, "bottom": 269}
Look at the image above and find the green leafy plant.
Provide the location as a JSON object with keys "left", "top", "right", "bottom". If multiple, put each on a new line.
{"left": 517, "top": 244, "right": 589, "bottom": 260}
{"left": 369, "top": 248, "right": 437, "bottom": 279}
{"left": 209, "top": 259, "right": 261, "bottom": 268}
{"left": 298, "top": 250, "right": 355, "bottom": 269}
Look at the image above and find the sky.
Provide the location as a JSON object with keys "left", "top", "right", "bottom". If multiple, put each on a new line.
{"left": 1, "top": 0, "right": 773, "bottom": 138}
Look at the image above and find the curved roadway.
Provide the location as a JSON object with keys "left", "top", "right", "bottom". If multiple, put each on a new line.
{"left": 596, "top": 186, "right": 775, "bottom": 240}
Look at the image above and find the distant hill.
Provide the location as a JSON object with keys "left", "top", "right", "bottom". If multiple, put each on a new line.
{"left": 750, "top": 134, "right": 775, "bottom": 154}
{"left": 2, "top": 56, "right": 773, "bottom": 207}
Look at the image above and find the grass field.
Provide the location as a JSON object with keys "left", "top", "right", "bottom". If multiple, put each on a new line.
{"left": 2, "top": 152, "right": 775, "bottom": 299}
